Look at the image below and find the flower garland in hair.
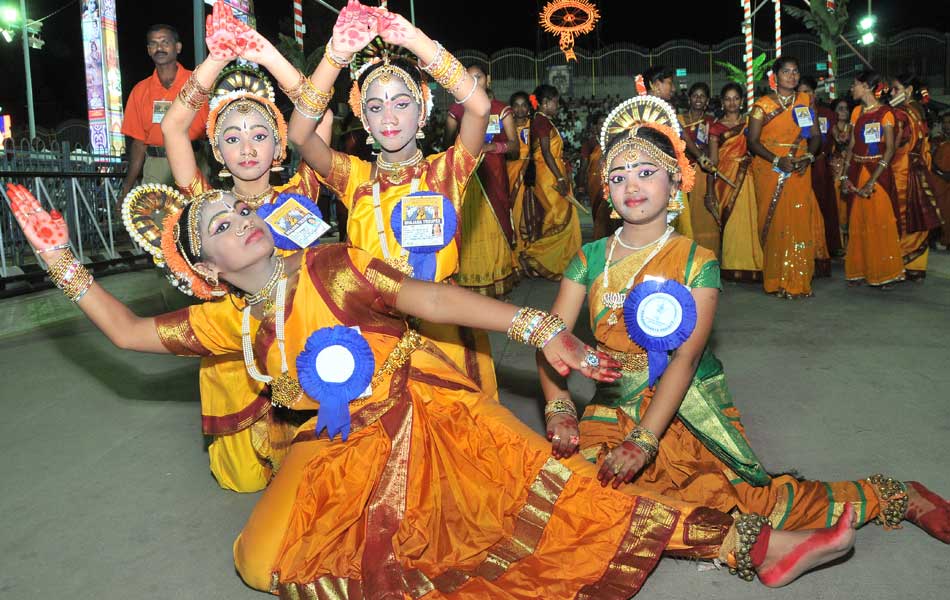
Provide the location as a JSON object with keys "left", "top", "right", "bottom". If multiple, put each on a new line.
{"left": 159, "top": 207, "right": 225, "bottom": 300}
{"left": 637, "top": 122, "right": 695, "bottom": 193}
{"left": 635, "top": 74, "right": 647, "bottom": 96}
{"left": 529, "top": 94, "right": 539, "bottom": 110}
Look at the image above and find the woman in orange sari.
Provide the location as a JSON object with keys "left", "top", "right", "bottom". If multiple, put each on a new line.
{"left": 747, "top": 56, "right": 828, "bottom": 297}
{"left": 446, "top": 64, "right": 518, "bottom": 297}
{"left": 680, "top": 82, "right": 720, "bottom": 256}
{"left": 708, "top": 82, "right": 763, "bottom": 282}
{"left": 517, "top": 84, "right": 582, "bottom": 279}
{"left": 13, "top": 171, "right": 889, "bottom": 593}
{"left": 840, "top": 71, "right": 904, "bottom": 287}
{"left": 535, "top": 95, "right": 950, "bottom": 553}
{"left": 507, "top": 91, "right": 534, "bottom": 260}
{"left": 890, "top": 73, "right": 943, "bottom": 280}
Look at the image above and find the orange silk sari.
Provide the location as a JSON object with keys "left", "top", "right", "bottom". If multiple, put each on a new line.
{"left": 750, "top": 93, "right": 829, "bottom": 297}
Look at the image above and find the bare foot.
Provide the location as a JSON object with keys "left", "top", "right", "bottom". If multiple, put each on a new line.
{"left": 906, "top": 481, "right": 950, "bottom": 543}
{"left": 757, "top": 503, "right": 856, "bottom": 587}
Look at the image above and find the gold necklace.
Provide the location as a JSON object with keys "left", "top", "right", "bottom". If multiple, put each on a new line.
{"left": 376, "top": 149, "right": 424, "bottom": 184}
{"left": 244, "top": 257, "right": 285, "bottom": 312}
{"left": 777, "top": 92, "right": 795, "bottom": 110}
{"left": 601, "top": 226, "right": 674, "bottom": 325}
{"left": 232, "top": 186, "right": 274, "bottom": 209}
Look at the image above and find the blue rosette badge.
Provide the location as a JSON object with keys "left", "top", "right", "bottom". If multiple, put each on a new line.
{"left": 623, "top": 279, "right": 697, "bottom": 386}
{"left": 257, "top": 193, "right": 329, "bottom": 250}
{"left": 296, "top": 326, "right": 375, "bottom": 441}
{"left": 389, "top": 191, "right": 458, "bottom": 281}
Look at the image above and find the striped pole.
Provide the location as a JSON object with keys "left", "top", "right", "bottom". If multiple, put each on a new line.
{"left": 742, "top": 0, "right": 755, "bottom": 106}
{"left": 293, "top": 0, "right": 304, "bottom": 50}
{"left": 826, "top": 0, "right": 836, "bottom": 96}
{"left": 774, "top": 0, "right": 782, "bottom": 57}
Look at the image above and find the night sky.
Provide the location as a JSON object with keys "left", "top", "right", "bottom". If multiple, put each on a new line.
{"left": 0, "top": 0, "right": 945, "bottom": 134}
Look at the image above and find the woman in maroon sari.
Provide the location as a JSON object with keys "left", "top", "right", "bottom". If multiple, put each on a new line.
{"left": 799, "top": 76, "right": 841, "bottom": 262}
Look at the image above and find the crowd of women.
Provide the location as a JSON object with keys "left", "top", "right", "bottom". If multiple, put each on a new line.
{"left": 9, "top": 1, "right": 949, "bottom": 597}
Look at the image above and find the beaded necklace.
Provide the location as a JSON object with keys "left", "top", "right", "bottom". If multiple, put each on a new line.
{"left": 241, "top": 276, "right": 301, "bottom": 408}
{"left": 601, "top": 225, "right": 674, "bottom": 325}
{"left": 232, "top": 186, "right": 274, "bottom": 210}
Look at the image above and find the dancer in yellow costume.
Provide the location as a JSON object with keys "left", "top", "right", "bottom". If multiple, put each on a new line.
{"left": 507, "top": 91, "right": 536, "bottom": 259}
{"left": 517, "top": 84, "right": 582, "bottom": 279}
{"left": 282, "top": 2, "right": 500, "bottom": 400}
{"left": 146, "top": 2, "right": 334, "bottom": 492}
{"left": 679, "top": 82, "right": 720, "bottom": 256}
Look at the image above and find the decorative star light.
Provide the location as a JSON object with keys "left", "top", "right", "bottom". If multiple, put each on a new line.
{"left": 539, "top": 0, "right": 600, "bottom": 62}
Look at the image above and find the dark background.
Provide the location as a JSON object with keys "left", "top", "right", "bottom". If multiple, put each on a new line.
{"left": 0, "top": 0, "right": 946, "bottom": 132}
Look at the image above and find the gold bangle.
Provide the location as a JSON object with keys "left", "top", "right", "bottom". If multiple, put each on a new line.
{"left": 294, "top": 80, "right": 333, "bottom": 120}
{"left": 624, "top": 426, "right": 659, "bottom": 460}
{"left": 324, "top": 42, "right": 353, "bottom": 70}
{"left": 280, "top": 73, "right": 307, "bottom": 103}
{"left": 507, "top": 307, "right": 544, "bottom": 345}
{"left": 177, "top": 73, "right": 210, "bottom": 111}
{"left": 527, "top": 313, "right": 567, "bottom": 349}
{"left": 543, "top": 397, "right": 578, "bottom": 422}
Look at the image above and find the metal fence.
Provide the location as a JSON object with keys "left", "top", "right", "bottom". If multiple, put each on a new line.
{"left": 0, "top": 138, "right": 130, "bottom": 286}
{"left": 432, "top": 29, "right": 949, "bottom": 107}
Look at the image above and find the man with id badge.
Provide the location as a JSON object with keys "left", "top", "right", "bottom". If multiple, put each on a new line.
{"left": 119, "top": 24, "right": 209, "bottom": 203}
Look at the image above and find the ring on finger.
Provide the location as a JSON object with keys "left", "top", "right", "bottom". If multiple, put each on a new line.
{"left": 551, "top": 434, "right": 561, "bottom": 442}
{"left": 612, "top": 462, "right": 623, "bottom": 475}
{"left": 583, "top": 348, "right": 600, "bottom": 369}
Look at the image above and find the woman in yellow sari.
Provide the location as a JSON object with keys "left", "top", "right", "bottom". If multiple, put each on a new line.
{"left": 707, "top": 82, "right": 763, "bottom": 281}
{"left": 890, "top": 73, "right": 943, "bottom": 280}
{"left": 536, "top": 95, "right": 950, "bottom": 552}
{"left": 840, "top": 71, "right": 904, "bottom": 287}
{"left": 507, "top": 91, "right": 534, "bottom": 258}
{"left": 747, "top": 56, "right": 829, "bottom": 297}
{"left": 680, "top": 82, "right": 720, "bottom": 256}
{"left": 13, "top": 167, "right": 898, "bottom": 593}
{"left": 446, "top": 64, "right": 518, "bottom": 297}
{"left": 285, "top": 5, "right": 500, "bottom": 401}
{"left": 155, "top": 5, "right": 334, "bottom": 492}
{"left": 517, "top": 84, "right": 582, "bottom": 279}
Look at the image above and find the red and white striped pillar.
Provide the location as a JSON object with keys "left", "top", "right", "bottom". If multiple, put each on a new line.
{"left": 293, "top": 0, "right": 304, "bottom": 50}
{"left": 774, "top": 0, "right": 782, "bottom": 57}
{"left": 742, "top": 0, "right": 755, "bottom": 106}
{"left": 826, "top": 0, "right": 836, "bottom": 96}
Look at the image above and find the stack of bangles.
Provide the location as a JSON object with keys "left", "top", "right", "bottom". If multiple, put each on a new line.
{"left": 281, "top": 74, "right": 333, "bottom": 120}
{"left": 420, "top": 42, "right": 477, "bottom": 103}
{"left": 624, "top": 426, "right": 660, "bottom": 461}
{"left": 323, "top": 41, "right": 353, "bottom": 70}
{"left": 506, "top": 307, "right": 567, "bottom": 349}
{"left": 47, "top": 249, "right": 94, "bottom": 303}
{"left": 544, "top": 397, "right": 578, "bottom": 423}
{"left": 178, "top": 73, "right": 211, "bottom": 111}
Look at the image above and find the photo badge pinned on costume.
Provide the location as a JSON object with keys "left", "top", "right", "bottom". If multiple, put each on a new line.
{"left": 258, "top": 193, "right": 330, "bottom": 250}
{"left": 390, "top": 192, "right": 458, "bottom": 281}
{"left": 863, "top": 122, "right": 881, "bottom": 144}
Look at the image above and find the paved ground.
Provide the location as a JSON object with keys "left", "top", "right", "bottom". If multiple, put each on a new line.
{"left": 1, "top": 249, "right": 949, "bottom": 599}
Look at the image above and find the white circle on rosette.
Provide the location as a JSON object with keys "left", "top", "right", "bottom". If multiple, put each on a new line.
{"left": 315, "top": 345, "right": 356, "bottom": 383}
{"left": 636, "top": 292, "right": 683, "bottom": 338}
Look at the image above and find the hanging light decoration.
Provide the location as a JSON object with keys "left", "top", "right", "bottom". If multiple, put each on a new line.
{"left": 539, "top": 0, "right": 600, "bottom": 62}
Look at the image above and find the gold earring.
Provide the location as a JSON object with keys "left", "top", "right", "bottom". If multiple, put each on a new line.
{"left": 270, "top": 160, "right": 284, "bottom": 173}
{"left": 218, "top": 168, "right": 232, "bottom": 178}
{"left": 416, "top": 129, "right": 425, "bottom": 140}
{"left": 366, "top": 133, "right": 376, "bottom": 145}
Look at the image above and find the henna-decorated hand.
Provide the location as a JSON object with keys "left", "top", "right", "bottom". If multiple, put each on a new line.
{"left": 840, "top": 179, "right": 856, "bottom": 196}
{"left": 232, "top": 23, "right": 276, "bottom": 65}
{"left": 376, "top": 10, "right": 418, "bottom": 47}
{"left": 541, "top": 331, "right": 621, "bottom": 383}
{"left": 546, "top": 411, "right": 580, "bottom": 459}
{"left": 597, "top": 441, "right": 650, "bottom": 489}
{"left": 331, "top": 0, "right": 379, "bottom": 55}
{"left": 6, "top": 183, "right": 70, "bottom": 262}
{"left": 205, "top": 0, "right": 240, "bottom": 61}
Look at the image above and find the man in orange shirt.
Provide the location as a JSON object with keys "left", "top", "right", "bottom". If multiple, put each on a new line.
{"left": 119, "top": 24, "right": 209, "bottom": 201}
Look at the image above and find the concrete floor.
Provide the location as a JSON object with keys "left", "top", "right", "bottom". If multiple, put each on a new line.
{"left": 1, "top": 257, "right": 949, "bottom": 599}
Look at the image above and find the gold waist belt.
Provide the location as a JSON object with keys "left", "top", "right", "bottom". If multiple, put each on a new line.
{"left": 853, "top": 154, "right": 883, "bottom": 163}
{"left": 371, "top": 329, "right": 424, "bottom": 388}
{"left": 599, "top": 346, "right": 649, "bottom": 373}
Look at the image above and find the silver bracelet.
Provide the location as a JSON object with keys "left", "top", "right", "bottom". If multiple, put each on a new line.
{"left": 458, "top": 74, "right": 479, "bottom": 104}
